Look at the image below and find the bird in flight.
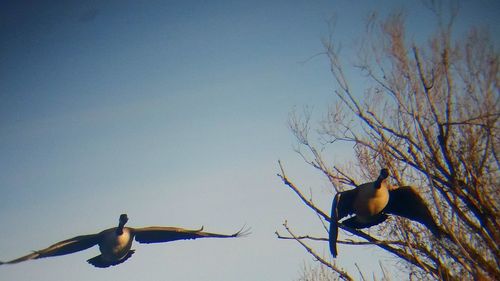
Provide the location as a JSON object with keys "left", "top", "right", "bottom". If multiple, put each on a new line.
{"left": 329, "top": 169, "right": 442, "bottom": 257}
{"left": 0, "top": 214, "right": 249, "bottom": 268}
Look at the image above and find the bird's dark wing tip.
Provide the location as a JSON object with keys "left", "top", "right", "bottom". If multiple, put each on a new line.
{"left": 329, "top": 214, "right": 339, "bottom": 258}
{"left": 329, "top": 238, "right": 338, "bottom": 258}
{"left": 87, "top": 250, "right": 135, "bottom": 268}
{"left": 87, "top": 255, "right": 110, "bottom": 268}
{"left": 234, "top": 225, "right": 252, "bottom": 237}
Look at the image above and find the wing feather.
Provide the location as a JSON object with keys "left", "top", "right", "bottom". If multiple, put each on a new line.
{"left": 329, "top": 189, "right": 357, "bottom": 257}
{"left": 384, "top": 186, "right": 441, "bottom": 237}
{"left": 1, "top": 234, "right": 100, "bottom": 264}
{"left": 133, "top": 226, "right": 249, "bottom": 244}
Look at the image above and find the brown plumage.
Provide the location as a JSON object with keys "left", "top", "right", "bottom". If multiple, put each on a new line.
{"left": 329, "top": 169, "right": 441, "bottom": 257}
{"left": 0, "top": 214, "right": 250, "bottom": 268}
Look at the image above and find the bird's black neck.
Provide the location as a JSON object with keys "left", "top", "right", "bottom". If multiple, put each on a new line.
{"left": 374, "top": 169, "right": 389, "bottom": 189}
{"left": 374, "top": 177, "right": 385, "bottom": 189}
{"left": 116, "top": 222, "right": 126, "bottom": 235}
{"left": 116, "top": 227, "right": 124, "bottom": 235}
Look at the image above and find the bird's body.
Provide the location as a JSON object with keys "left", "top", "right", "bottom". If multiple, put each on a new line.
{"left": 0, "top": 214, "right": 249, "bottom": 268}
{"left": 94, "top": 227, "right": 134, "bottom": 266}
{"left": 352, "top": 180, "right": 390, "bottom": 219}
{"left": 329, "top": 169, "right": 442, "bottom": 257}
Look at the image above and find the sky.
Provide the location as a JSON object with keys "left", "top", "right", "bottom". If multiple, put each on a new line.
{"left": 0, "top": 1, "right": 498, "bottom": 280}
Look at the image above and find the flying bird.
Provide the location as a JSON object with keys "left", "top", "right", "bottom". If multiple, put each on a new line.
{"left": 329, "top": 169, "right": 441, "bottom": 257}
{"left": 0, "top": 214, "right": 249, "bottom": 268}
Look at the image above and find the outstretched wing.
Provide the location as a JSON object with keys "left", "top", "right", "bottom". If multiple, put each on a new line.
{"left": 329, "top": 189, "right": 357, "bottom": 257}
{"left": 133, "top": 226, "right": 250, "bottom": 244}
{"left": 0, "top": 234, "right": 100, "bottom": 264}
{"left": 336, "top": 189, "right": 358, "bottom": 220}
{"left": 384, "top": 186, "right": 441, "bottom": 237}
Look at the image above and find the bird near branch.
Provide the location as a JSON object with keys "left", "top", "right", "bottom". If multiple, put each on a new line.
{"left": 0, "top": 214, "right": 249, "bottom": 268}
{"left": 329, "top": 169, "right": 441, "bottom": 257}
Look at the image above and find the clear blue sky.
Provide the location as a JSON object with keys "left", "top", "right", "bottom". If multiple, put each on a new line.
{"left": 1, "top": 1, "right": 498, "bottom": 280}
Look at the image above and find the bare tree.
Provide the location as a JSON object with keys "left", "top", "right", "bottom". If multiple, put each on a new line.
{"left": 296, "top": 262, "right": 344, "bottom": 281}
{"left": 277, "top": 2, "right": 499, "bottom": 281}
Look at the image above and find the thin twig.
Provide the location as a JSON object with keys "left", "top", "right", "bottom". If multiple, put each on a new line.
{"left": 282, "top": 221, "right": 354, "bottom": 281}
{"left": 278, "top": 160, "right": 330, "bottom": 221}
{"left": 275, "top": 231, "right": 406, "bottom": 246}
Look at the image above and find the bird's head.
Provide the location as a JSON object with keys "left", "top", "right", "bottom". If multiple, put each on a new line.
{"left": 116, "top": 214, "right": 129, "bottom": 235}
{"left": 119, "top": 214, "right": 129, "bottom": 226}
{"left": 374, "top": 168, "right": 389, "bottom": 189}
{"left": 379, "top": 169, "right": 389, "bottom": 180}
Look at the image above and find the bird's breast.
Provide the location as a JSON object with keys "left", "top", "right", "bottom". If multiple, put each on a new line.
{"left": 353, "top": 184, "right": 389, "bottom": 217}
{"left": 99, "top": 228, "right": 134, "bottom": 261}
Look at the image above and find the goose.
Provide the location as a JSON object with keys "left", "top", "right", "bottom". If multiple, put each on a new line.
{"left": 329, "top": 169, "right": 441, "bottom": 257}
{"left": 0, "top": 214, "right": 249, "bottom": 268}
